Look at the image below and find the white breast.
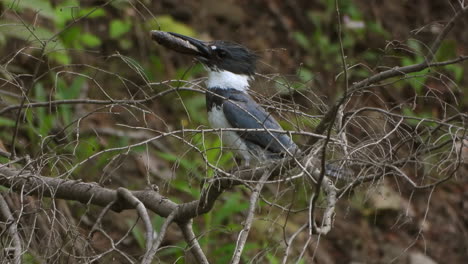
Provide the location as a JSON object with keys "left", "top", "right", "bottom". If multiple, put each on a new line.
{"left": 206, "top": 70, "right": 251, "bottom": 91}
{"left": 208, "top": 107, "right": 253, "bottom": 162}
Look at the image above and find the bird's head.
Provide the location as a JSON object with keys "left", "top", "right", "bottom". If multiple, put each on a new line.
{"left": 151, "top": 31, "right": 258, "bottom": 77}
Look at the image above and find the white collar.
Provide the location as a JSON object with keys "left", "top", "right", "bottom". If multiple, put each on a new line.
{"left": 206, "top": 70, "right": 252, "bottom": 91}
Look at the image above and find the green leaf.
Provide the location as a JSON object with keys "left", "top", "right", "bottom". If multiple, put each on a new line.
{"left": 436, "top": 40, "right": 456, "bottom": 61}
{"left": 0, "top": 20, "right": 55, "bottom": 43}
{"left": 74, "top": 137, "right": 99, "bottom": 160}
{"left": 157, "top": 151, "right": 202, "bottom": 179}
{"left": 53, "top": 0, "right": 80, "bottom": 28}
{"left": 68, "top": 76, "right": 86, "bottom": 99}
{"left": 265, "top": 253, "right": 280, "bottom": 264}
{"left": 60, "top": 26, "right": 82, "bottom": 48}
{"left": 0, "top": 31, "right": 6, "bottom": 46}
{"left": 81, "top": 33, "right": 101, "bottom": 47}
{"left": 4, "top": 0, "right": 55, "bottom": 20}
{"left": 344, "top": 3, "right": 363, "bottom": 20}
{"left": 212, "top": 193, "right": 249, "bottom": 226}
{"left": 368, "top": 22, "right": 390, "bottom": 38}
{"left": 405, "top": 69, "right": 429, "bottom": 94}
{"left": 22, "top": 251, "right": 40, "bottom": 263}
{"left": 401, "top": 57, "right": 415, "bottom": 67}
{"left": 446, "top": 64, "right": 464, "bottom": 82}
{"left": 48, "top": 51, "right": 71, "bottom": 65}
{"left": 56, "top": 76, "right": 85, "bottom": 125}
{"left": 402, "top": 107, "right": 434, "bottom": 127}
{"left": 212, "top": 244, "right": 236, "bottom": 263}
{"left": 183, "top": 95, "right": 207, "bottom": 124}
{"left": 34, "top": 83, "right": 54, "bottom": 136}
{"left": 293, "top": 32, "right": 309, "bottom": 49}
{"left": 149, "top": 55, "right": 164, "bottom": 75}
{"left": 24, "top": 109, "right": 37, "bottom": 140}
{"left": 0, "top": 20, "right": 69, "bottom": 64}
{"left": 109, "top": 19, "right": 132, "bottom": 39}
{"left": 77, "top": 7, "right": 106, "bottom": 18}
{"left": 407, "top": 39, "right": 423, "bottom": 55}
{"left": 118, "top": 39, "right": 133, "bottom": 50}
{"left": 298, "top": 67, "right": 314, "bottom": 83}
{"left": 0, "top": 117, "right": 15, "bottom": 127}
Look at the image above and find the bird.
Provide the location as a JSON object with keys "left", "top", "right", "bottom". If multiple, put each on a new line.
{"left": 151, "top": 31, "right": 298, "bottom": 166}
{"left": 150, "top": 31, "right": 351, "bottom": 179}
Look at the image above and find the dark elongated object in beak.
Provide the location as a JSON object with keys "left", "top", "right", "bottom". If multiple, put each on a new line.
{"left": 150, "top": 30, "right": 210, "bottom": 57}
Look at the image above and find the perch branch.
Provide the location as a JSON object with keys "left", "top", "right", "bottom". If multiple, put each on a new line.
{"left": 142, "top": 209, "right": 177, "bottom": 264}
{"left": 179, "top": 220, "right": 209, "bottom": 264}
{"left": 117, "top": 188, "right": 154, "bottom": 254}
{"left": 231, "top": 170, "right": 272, "bottom": 264}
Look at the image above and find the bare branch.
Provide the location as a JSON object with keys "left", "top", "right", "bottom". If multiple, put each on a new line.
{"left": 350, "top": 6, "right": 468, "bottom": 93}
{"left": 312, "top": 177, "right": 337, "bottom": 235}
{"left": 179, "top": 220, "right": 209, "bottom": 264}
{"left": 231, "top": 170, "right": 272, "bottom": 264}
{"left": 0, "top": 86, "right": 203, "bottom": 116}
{"left": 282, "top": 223, "right": 308, "bottom": 264}
{"left": 142, "top": 209, "right": 177, "bottom": 264}
{"left": 0, "top": 166, "right": 178, "bottom": 218}
{"left": 308, "top": 5, "right": 468, "bottom": 145}
{"left": 0, "top": 194, "right": 22, "bottom": 264}
{"left": 117, "top": 188, "right": 154, "bottom": 253}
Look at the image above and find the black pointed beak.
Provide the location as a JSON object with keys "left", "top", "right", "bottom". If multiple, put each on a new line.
{"left": 150, "top": 30, "right": 211, "bottom": 58}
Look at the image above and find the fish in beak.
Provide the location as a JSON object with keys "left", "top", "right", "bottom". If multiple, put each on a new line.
{"left": 150, "top": 30, "right": 211, "bottom": 58}
{"left": 151, "top": 30, "right": 258, "bottom": 75}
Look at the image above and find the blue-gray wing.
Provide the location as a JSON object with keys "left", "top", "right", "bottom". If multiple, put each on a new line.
{"left": 222, "top": 95, "right": 297, "bottom": 154}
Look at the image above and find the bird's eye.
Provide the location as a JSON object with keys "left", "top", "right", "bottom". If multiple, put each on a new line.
{"left": 216, "top": 49, "right": 227, "bottom": 58}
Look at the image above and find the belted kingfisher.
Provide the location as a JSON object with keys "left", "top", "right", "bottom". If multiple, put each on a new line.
{"left": 151, "top": 31, "right": 298, "bottom": 166}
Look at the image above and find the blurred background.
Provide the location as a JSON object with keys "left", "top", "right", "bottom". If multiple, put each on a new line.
{"left": 0, "top": 0, "right": 467, "bottom": 263}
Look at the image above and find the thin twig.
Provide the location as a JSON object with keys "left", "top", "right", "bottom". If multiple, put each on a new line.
{"left": 231, "top": 170, "right": 272, "bottom": 264}
{"left": 88, "top": 199, "right": 117, "bottom": 239}
{"left": 9, "top": 48, "right": 45, "bottom": 159}
{"left": 0, "top": 194, "right": 22, "bottom": 264}
{"left": 117, "top": 188, "right": 154, "bottom": 252}
{"left": 0, "top": 86, "right": 202, "bottom": 116}
{"left": 142, "top": 208, "right": 177, "bottom": 264}
{"left": 308, "top": 5, "right": 468, "bottom": 146}
{"left": 282, "top": 223, "right": 308, "bottom": 264}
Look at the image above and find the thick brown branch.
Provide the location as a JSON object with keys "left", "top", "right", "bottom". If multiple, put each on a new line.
{"left": 0, "top": 161, "right": 289, "bottom": 223}
{"left": 179, "top": 221, "right": 209, "bottom": 264}
{"left": 0, "top": 167, "right": 177, "bottom": 218}
{"left": 175, "top": 162, "right": 291, "bottom": 221}
{"left": 116, "top": 188, "right": 154, "bottom": 253}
